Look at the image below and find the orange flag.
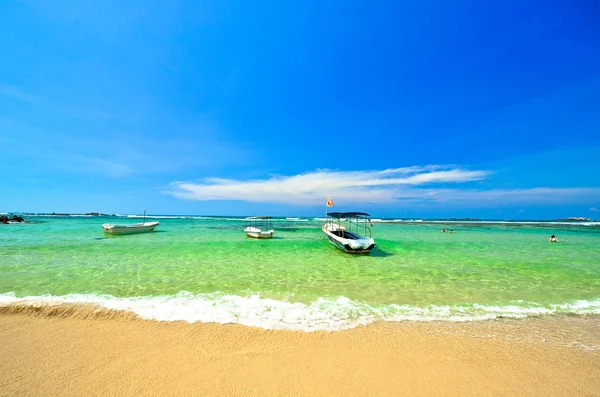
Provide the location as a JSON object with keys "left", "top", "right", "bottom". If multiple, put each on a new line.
{"left": 326, "top": 197, "right": 334, "bottom": 207}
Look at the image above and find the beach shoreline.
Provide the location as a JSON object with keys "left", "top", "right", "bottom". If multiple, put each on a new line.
{"left": 1, "top": 308, "right": 598, "bottom": 396}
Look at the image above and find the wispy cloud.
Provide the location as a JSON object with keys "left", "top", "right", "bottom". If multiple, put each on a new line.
{"left": 419, "top": 187, "right": 600, "bottom": 206}
{"left": 167, "top": 166, "right": 490, "bottom": 205}
{"left": 1, "top": 110, "right": 252, "bottom": 178}
{"left": 0, "top": 85, "right": 37, "bottom": 103}
{"left": 166, "top": 167, "right": 600, "bottom": 206}
{"left": 591, "top": 207, "right": 598, "bottom": 212}
{"left": 58, "top": 156, "right": 136, "bottom": 177}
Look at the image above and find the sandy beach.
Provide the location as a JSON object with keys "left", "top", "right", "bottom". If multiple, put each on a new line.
{"left": 1, "top": 306, "right": 598, "bottom": 396}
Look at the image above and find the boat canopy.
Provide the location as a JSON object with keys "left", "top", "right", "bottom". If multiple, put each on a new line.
{"left": 326, "top": 212, "right": 371, "bottom": 218}
{"left": 245, "top": 216, "right": 273, "bottom": 230}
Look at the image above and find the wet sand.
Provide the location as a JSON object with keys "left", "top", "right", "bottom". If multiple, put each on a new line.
{"left": 1, "top": 306, "right": 598, "bottom": 396}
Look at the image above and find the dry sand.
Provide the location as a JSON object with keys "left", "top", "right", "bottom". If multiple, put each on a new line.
{"left": 1, "top": 305, "right": 598, "bottom": 396}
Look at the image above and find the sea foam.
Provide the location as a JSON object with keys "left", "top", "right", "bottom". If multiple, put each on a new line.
{"left": 1, "top": 292, "right": 598, "bottom": 332}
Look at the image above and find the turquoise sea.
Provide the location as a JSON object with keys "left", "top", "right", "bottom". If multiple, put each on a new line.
{"left": 1, "top": 215, "right": 599, "bottom": 331}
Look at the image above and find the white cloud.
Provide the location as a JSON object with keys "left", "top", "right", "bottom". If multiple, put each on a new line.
{"left": 591, "top": 207, "right": 598, "bottom": 212}
{"left": 166, "top": 166, "right": 600, "bottom": 207}
{"left": 167, "top": 166, "right": 490, "bottom": 205}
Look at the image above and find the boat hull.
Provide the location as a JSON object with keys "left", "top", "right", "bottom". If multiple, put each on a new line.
{"left": 246, "top": 232, "right": 274, "bottom": 239}
{"left": 102, "top": 222, "right": 159, "bottom": 235}
{"left": 322, "top": 226, "right": 375, "bottom": 254}
{"left": 244, "top": 227, "right": 274, "bottom": 239}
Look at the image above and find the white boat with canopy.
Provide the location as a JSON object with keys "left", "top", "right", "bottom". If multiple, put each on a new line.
{"left": 244, "top": 216, "right": 274, "bottom": 239}
{"left": 322, "top": 212, "right": 375, "bottom": 254}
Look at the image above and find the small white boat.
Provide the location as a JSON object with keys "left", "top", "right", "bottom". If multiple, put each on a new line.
{"left": 102, "top": 210, "right": 158, "bottom": 235}
{"left": 102, "top": 221, "right": 159, "bottom": 235}
{"left": 244, "top": 216, "right": 274, "bottom": 239}
{"left": 322, "top": 212, "right": 375, "bottom": 254}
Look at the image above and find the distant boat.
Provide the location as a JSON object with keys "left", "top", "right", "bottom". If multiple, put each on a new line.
{"left": 322, "top": 212, "right": 375, "bottom": 254}
{"left": 244, "top": 216, "right": 274, "bottom": 239}
{"left": 102, "top": 210, "right": 159, "bottom": 235}
{"left": 102, "top": 222, "right": 159, "bottom": 235}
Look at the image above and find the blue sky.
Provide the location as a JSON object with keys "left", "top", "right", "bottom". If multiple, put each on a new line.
{"left": 1, "top": 0, "right": 599, "bottom": 219}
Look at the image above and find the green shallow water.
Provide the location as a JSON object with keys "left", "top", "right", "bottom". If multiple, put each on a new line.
{"left": 1, "top": 216, "right": 599, "bottom": 310}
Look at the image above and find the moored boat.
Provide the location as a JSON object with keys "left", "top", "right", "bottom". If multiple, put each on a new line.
{"left": 244, "top": 216, "right": 274, "bottom": 239}
{"left": 102, "top": 210, "right": 159, "bottom": 235}
{"left": 322, "top": 212, "right": 375, "bottom": 254}
{"left": 102, "top": 221, "right": 159, "bottom": 235}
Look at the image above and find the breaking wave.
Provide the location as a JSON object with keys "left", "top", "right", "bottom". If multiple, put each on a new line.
{"left": 1, "top": 292, "right": 598, "bottom": 332}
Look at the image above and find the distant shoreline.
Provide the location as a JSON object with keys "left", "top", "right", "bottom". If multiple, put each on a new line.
{"left": 1, "top": 212, "right": 596, "bottom": 223}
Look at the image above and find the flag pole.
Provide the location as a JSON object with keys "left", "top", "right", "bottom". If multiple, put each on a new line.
{"left": 325, "top": 197, "right": 329, "bottom": 229}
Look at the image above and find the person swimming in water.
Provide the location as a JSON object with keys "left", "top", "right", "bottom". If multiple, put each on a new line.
{"left": 549, "top": 235, "right": 559, "bottom": 242}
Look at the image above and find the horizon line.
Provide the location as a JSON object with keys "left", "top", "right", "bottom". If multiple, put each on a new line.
{"left": 3, "top": 212, "right": 597, "bottom": 223}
